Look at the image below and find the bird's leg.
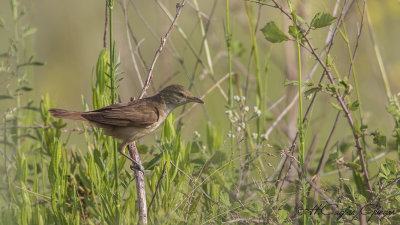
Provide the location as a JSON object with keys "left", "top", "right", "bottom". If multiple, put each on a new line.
{"left": 118, "top": 141, "right": 144, "bottom": 172}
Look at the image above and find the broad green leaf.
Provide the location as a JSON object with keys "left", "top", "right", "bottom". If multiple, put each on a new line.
{"left": 260, "top": 21, "right": 289, "bottom": 43}
{"left": 385, "top": 159, "right": 398, "bottom": 174}
{"left": 304, "top": 87, "right": 321, "bottom": 99}
{"left": 343, "top": 183, "right": 355, "bottom": 201}
{"left": 372, "top": 130, "right": 386, "bottom": 148}
{"left": 348, "top": 161, "right": 362, "bottom": 171}
{"left": 288, "top": 25, "right": 304, "bottom": 40}
{"left": 278, "top": 209, "right": 288, "bottom": 223}
{"left": 339, "top": 142, "right": 352, "bottom": 153}
{"left": 137, "top": 144, "right": 149, "bottom": 154}
{"left": 358, "top": 194, "right": 367, "bottom": 203}
{"left": 231, "top": 40, "right": 245, "bottom": 57}
{"left": 310, "top": 12, "right": 336, "bottom": 28}
{"left": 348, "top": 100, "right": 360, "bottom": 111}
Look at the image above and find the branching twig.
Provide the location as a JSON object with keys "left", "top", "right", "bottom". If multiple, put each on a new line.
{"left": 138, "top": 0, "right": 187, "bottom": 99}
{"left": 271, "top": 0, "right": 373, "bottom": 194}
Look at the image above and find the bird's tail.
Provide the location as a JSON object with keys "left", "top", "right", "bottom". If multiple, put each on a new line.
{"left": 48, "top": 108, "right": 87, "bottom": 121}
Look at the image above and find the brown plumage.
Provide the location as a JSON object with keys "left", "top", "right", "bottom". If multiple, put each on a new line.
{"left": 49, "top": 84, "right": 204, "bottom": 170}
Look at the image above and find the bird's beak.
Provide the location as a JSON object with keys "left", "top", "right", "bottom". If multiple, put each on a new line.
{"left": 189, "top": 97, "right": 204, "bottom": 104}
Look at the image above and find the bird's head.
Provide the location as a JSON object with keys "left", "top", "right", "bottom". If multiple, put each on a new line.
{"left": 159, "top": 84, "right": 204, "bottom": 108}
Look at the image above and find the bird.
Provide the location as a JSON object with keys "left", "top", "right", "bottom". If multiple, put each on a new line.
{"left": 49, "top": 84, "right": 204, "bottom": 170}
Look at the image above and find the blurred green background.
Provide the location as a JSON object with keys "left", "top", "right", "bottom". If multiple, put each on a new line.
{"left": 1, "top": 0, "right": 400, "bottom": 223}
{"left": 1, "top": 0, "right": 400, "bottom": 151}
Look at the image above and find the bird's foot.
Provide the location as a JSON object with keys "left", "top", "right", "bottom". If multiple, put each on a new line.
{"left": 130, "top": 163, "right": 145, "bottom": 172}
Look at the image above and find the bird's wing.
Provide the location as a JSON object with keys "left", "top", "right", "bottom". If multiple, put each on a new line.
{"left": 81, "top": 100, "right": 159, "bottom": 127}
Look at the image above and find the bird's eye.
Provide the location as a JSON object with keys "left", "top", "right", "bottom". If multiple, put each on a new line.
{"left": 178, "top": 92, "right": 185, "bottom": 97}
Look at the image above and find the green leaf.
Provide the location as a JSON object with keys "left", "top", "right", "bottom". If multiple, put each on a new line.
{"left": 0, "top": 95, "right": 13, "bottom": 100}
{"left": 288, "top": 25, "right": 304, "bottom": 40}
{"left": 348, "top": 100, "right": 360, "bottom": 111}
{"left": 0, "top": 16, "right": 5, "bottom": 28}
{"left": 358, "top": 194, "right": 367, "bottom": 203}
{"left": 385, "top": 159, "right": 398, "bottom": 174}
{"left": 17, "top": 86, "right": 33, "bottom": 92}
{"left": 372, "top": 130, "right": 386, "bottom": 148}
{"left": 339, "top": 142, "right": 352, "bottom": 153}
{"left": 343, "top": 183, "right": 355, "bottom": 201}
{"left": 219, "top": 192, "right": 231, "bottom": 206}
{"left": 231, "top": 40, "right": 245, "bottom": 57}
{"left": 143, "top": 153, "right": 163, "bottom": 170}
{"left": 191, "top": 157, "right": 206, "bottom": 165}
{"left": 293, "top": 13, "right": 307, "bottom": 25}
{"left": 278, "top": 209, "right": 288, "bottom": 223}
{"left": 137, "top": 144, "right": 149, "bottom": 154}
{"left": 22, "top": 27, "right": 37, "bottom": 37}
{"left": 304, "top": 86, "right": 321, "bottom": 99}
{"left": 348, "top": 161, "right": 362, "bottom": 171}
{"left": 17, "top": 61, "right": 45, "bottom": 68}
{"left": 260, "top": 21, "right": 289, "bottom": 43}
{"left": 210, "top": 150, "right": 226, "bottom": 165}
{"left": 310, "top": 12, "right": 336, "bottom": 28}
{"left": 381, "top": 164, "right": 390, "bottom": 176}
{"left": 96, "top": 48, "right": 108, "bottom": 94}
{"left": 330, "top": 102, "right": 343, "bottom": 111}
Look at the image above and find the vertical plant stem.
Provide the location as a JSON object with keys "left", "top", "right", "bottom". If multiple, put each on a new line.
{"left": 225, "top": 0, "right": 233, "bottom": 109}
{"left": 192, "top": 0, "right": 214, "bottom": 76}
{"left": 107, "top": 1, "right": 120, "bottom": 223}
{"left": 286, "top": 0, "right": 306, "bottom": 224}
{"left": 3, "top": 115, "right": 10, "bottom": 204}
{"left": 342, "top": 24, "right": 363, "bottom": 120}
{"left": 104, "top": 2, "right": 108, "bottom": 48}
{"left": 244, "top": 2, "right": 263, "bottom": 139}
{"left": 365, "top": 5, "right": 391, "bottom": 100}
{"left": 225, "top": 0, "right": 234, "bottom": 153}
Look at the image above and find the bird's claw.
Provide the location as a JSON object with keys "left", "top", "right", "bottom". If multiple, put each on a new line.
{"left": 130, "top": 163, "right": 145, "bottom": 172}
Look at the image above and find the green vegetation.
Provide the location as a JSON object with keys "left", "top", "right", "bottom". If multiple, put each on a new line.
{"left": 1, "top": 0, "right": 400, "bottom": 224}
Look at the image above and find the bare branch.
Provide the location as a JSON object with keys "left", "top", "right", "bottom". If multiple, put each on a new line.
{"left": 138, "top": 0, "right": 187, "bottom": 99}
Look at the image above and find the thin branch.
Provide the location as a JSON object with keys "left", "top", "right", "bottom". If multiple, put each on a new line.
{"left": 120, "top": 0, "right": 144, "bottom": 87}
{"left": 178, "top": 0, "right": 217, "bottom": 121}
{"left": 170, "top": 161, "right": 218, "bottom": 204}
{"left": 103, "top": 2, "right": 108, "bottom": 48}
{"left": 127, "top": 143, "right": 147, "bottom": 224}
{"left": 147, "top": 162, "right": 167, "bottom": 215}
{"left": 272, "top": 0, "right": 373, "bottom": 194}
{"left": 138, "top": 0, "right": 187, "bottom": 99}
{"left": 175, "top": 72, "right": 231, "bottom": 121}
{"left": 124, "top": 2, "right": 187, "bottom": 224}
{"left": 270, "top": 0, "right": 355, "bottom": 202}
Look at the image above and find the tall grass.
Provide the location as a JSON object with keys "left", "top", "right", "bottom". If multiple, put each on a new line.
{"left": 1, "top": 0, "right": 400, "bottom": 224}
